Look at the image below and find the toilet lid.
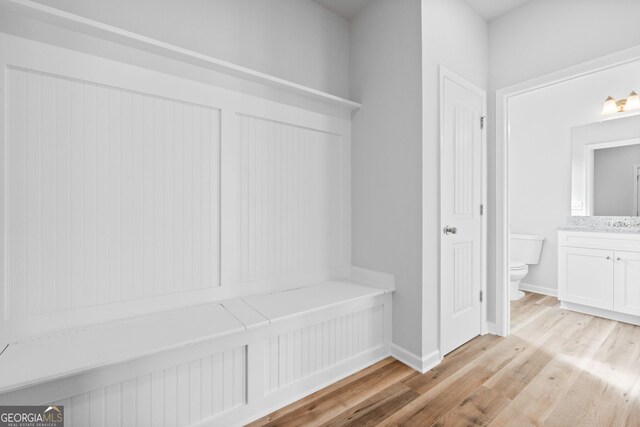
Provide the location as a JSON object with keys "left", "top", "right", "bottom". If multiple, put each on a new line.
{"left": 510, "top": 260, "right": 527, "bottom": 269}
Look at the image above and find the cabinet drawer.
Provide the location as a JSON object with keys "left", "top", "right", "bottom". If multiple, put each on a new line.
{"left": 558, "top": 247, "right": 614, "bottom": 310}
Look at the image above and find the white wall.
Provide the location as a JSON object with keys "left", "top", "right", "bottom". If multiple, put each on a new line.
{"left": 421, "top": 0, "right": 487, "bottom": 356}
{"left": 509, "top": 60, "right": 640, "bottom": 294}
{"left": 350, "top": 0, "right": 487, "bottom": 361}
{"left": 350, "top": 0, "right": 424, "bottom": 357}
{"left": 487, "top": 0, "right": 640, "bottom": 321}
{"left": 31, "top": 0, "right": 350, "bottom": 98}
{"left": 594, "top": 144, "right": 640, "bottom": 216}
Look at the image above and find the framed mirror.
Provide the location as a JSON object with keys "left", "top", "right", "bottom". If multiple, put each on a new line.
{"left": 572, "top": 115, "right": 640, "bottom": 216}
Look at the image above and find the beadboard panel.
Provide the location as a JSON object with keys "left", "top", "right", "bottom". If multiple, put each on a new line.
{"left": 50, "top": 346, "right": 246, "bottom": 427}
{"left": 263, "top": 305, "right": 383, "bottom": 394}
{"left": 453, "top": 105, "right": 473, "bottom": 219}
{"left": 0, "top": 34, "right": 352, "bottom": 342}
{"left": 236, "top": 115, "right": 345, "bottom": 284}
{"left": 5, "top": 66, "right": 221, "bottom": 319}
{"left": 453, "top": 242, "right": 473, "bottom": 313}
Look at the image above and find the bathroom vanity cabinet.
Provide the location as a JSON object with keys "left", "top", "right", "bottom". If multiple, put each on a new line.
{"left": 558, "top": 231, "right": 640, "bottom": 324}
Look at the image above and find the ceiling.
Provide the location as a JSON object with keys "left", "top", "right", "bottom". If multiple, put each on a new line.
{"left": 463, "top": 0, "right": 533, "bottom": 21}
{"left": 313, "top": 0, "right": 532, "bottom": 22}
{"left": 311, "top": 0, "right": 373, "bottom": 21}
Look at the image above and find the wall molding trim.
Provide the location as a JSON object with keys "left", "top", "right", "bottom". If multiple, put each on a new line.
{"left": 0, "top": 0, "right": 362, "bottom": 111}
{"left": 390, "top": 344, "right": 441, "bottom": 374}
{"left": 519, "top": 282, "right": 558, "bottom": 297}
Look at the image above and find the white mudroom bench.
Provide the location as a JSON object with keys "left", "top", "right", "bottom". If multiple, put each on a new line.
{"left": 0, "top": 14, "right": 382, "bottom": 426}
{"left": 0, "top": 276, "right": 393, "bottom": 426}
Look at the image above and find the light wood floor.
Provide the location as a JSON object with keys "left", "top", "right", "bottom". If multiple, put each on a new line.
{"left": 248, "top": 292, "right": 640, "bottom": 426}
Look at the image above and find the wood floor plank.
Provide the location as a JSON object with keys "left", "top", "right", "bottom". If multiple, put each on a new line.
{"left": 511, "top": 291, "right": 544, "bottom": 307}
{"left": 620, "top": 377, "right": 640, "bottom": 426}
{"left": 537, "top": 295, "right": 560, "bottom": 307}
{"left": 544, "top": 322, "right": 640, "bottom": 427}
{"left": 511, "top": 304, "right": 563, "bottom": 339}
{"left": 320, "top": 382, "right": 419, "bottom": 427}
{"left": 404, "top": 333, "right": 502, "bottom": 394}
{"left": 377, "top": 364, "right": 494, "bottom": 426}
{"left": 251, "top": 294, "right": 640, "bottom": 427}
{"left": 485, "top": 310, "right": 593, "bottom": 401}
{"left": 431, "top": 385, "right": 511, "bottom": 427}
{"left": 257, "top": 360, "right": 415, "bottom": 426}
{"left": 247, "top": 357, "right": 397, "bottom": 426}
{"left": 489, "top": 316, "right": 617, "bottom": 426}
{"left": 475, "top": 307, "right": 578, "bottom": 376}
{"left": 510, "top": 301, "right": 552, "bottom": 333}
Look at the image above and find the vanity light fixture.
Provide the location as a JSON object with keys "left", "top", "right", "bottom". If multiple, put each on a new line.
{"left": 601, "top": 91, "right": 640, "bottom": 115}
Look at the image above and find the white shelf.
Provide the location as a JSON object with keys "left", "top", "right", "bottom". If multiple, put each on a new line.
{"left": 0, "top": 0, "right": 362, "bottom": 111}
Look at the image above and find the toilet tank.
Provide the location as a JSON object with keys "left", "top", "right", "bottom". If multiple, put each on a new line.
{"left": 511, "top": 234, "right": 544, "bottom": 264}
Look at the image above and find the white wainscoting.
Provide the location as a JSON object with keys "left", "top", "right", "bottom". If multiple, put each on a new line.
{"left": 51, "top": 346, "right": 246, "bottom": 427}
{"left": 263, "top": 305, "right": 383, "bottom": 394}
{"left": 0, "top": 33, "right": 351, "bottom": 342}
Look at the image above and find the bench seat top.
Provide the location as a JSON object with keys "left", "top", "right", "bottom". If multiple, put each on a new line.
{"left": 0, "top": 280, "right": 391, "bottom": 394}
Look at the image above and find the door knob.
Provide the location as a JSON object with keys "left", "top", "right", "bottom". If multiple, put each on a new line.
{"left": 444, "top": 226, "right": 457, "bottom": 235}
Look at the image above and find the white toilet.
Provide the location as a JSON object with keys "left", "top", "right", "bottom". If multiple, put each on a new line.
{"left": 510, "top": 234, "right": 544, "bottom": 301}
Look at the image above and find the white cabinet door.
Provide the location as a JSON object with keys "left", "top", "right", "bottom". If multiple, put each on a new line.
{"left": 559, "top": 247, "right": 614, "bottom": 309}
{"left": 614, "top": 251, "right": 640, "bottom": 316}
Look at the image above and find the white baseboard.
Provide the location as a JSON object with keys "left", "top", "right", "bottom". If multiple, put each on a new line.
{"left": 390, "top": 343, "right": 441, "bottom": 374}
{"left": 561, "top": 301, "right": 640, "bottom": 326}
{"left": 486, "top": 321, "right": 497, "bottom": 335}
{"left": 519, "top": 282, "right": 557, "bottom": 297}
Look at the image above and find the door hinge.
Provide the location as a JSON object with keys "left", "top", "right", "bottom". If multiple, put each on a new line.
{"left": 480, "top": 290, "right": 484, "bottom": 302}
{"left": 480, "top": 204, "right": 484, "bottom": 216}
{"left": 480, "top": 116, "right": 486, "bottom": 130}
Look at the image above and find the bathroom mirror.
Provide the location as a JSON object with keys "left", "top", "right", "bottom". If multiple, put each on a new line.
{"left": 571, "top": 115, "right": 640, "bottom": 216}
{"left": 571, "top": 116, "right": 640, "bottom": 216}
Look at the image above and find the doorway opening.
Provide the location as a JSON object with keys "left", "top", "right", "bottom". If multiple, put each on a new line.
{"left": 495, "top": 47, "right": 640, "bottom": 336}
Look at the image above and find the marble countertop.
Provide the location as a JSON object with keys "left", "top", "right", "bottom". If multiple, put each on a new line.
{"left": 558, "top": 226, "right": 640, "bottom": 233}
{"left": 559, "top": 216, "right": 640, "bottom": 234}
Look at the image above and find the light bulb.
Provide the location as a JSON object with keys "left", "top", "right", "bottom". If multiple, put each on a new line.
{"left": 625, "top": 91, "right": 640, "bottom": 111}
{"left": 601, "top": 96, "right": 618, "bottom": 115}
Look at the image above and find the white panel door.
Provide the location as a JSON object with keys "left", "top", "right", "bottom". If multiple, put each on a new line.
{"left": 440, "top": 73, "right": 485, "bottom": 356}
{"left": 559, "top": 247, "right": 614, "bottom": 309}
{"left": 614, "top": 251, "right": 640, "bottom": 315}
